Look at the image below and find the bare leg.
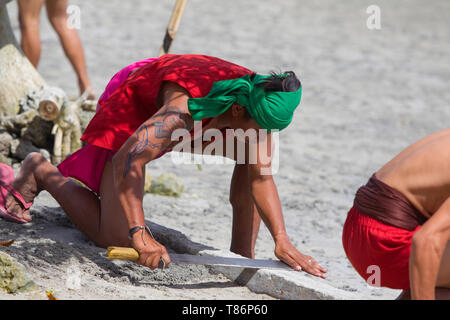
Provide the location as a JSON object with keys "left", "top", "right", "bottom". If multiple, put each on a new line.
{"left": 435, "top": 242, "right": 450, "bottom": 299}
{"left": 397, "top": 287, "right": 450, "bottom": 300}
{"left": 229, "top": 163, "right": 261, "bottom": 258}
{"left": 7, "top": 154, "right": 134, "bottom": 248}
{"left": 45, "top": 0, "right": 93, "bottom": 98}
{"left": 6, "top": 153, "right": 101, "bottom": 240}
{"left": 399, "top": 242, "right": 450, "bottom": 300}
{"left": 18, "top": 0, "right": 45, "bottom": 67}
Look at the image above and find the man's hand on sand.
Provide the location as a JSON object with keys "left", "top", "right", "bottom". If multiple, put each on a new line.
{"left": 274, "top": 237, "right": 327, "bottom": 278}
{"left": 130, "top": 229, "right": 171, "bottom": 270}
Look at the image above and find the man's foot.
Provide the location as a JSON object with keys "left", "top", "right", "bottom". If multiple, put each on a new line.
{"left": 83, "top": 87, "right": 96, "bottom": 101}
{"left": 78, "top": 79, "right": 95, "bottom": 100}
{"left": 1, "top": 188, "right": 33, "bottom": 223}
{"left": 0, "top": 163, "right": 29, "bottom": 223}
{"left": 0, "top": 154, "right": 41, "bottom": 223}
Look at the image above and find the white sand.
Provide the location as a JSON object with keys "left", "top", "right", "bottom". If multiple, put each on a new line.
{"left": 1, "top": 0, "right": 449, "bottom": 300}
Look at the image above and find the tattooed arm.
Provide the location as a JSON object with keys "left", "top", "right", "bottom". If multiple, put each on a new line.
{"left": 111, "top": 83, "right": 193, "bottom": 269}
{"left": 120, "top": 105, "right": 193, "bottom": 179}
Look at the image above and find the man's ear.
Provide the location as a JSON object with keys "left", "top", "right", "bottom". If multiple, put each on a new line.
{"left": 231, "top": 103, "right": 245, "bottom": 117}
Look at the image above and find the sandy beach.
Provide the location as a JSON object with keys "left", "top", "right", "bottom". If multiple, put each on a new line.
{"left": 1, "top": 0, "right": 449, "bottom": 300}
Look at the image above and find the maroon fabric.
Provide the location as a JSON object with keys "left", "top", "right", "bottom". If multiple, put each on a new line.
{"left": 354, "top": 174, "right": 427, "bottom": 231}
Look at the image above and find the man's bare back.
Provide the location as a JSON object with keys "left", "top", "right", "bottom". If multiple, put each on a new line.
{"left": 376, "top": 128, "right": 450, "bottom": 218}
{"left": 343, "top": 128, "right": 450, "bottom": 299}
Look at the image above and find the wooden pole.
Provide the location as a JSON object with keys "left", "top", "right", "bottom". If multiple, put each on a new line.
{"left": 159, "top": 0, "right": 187, "bottom": 56}
{"left": 52, "top": 126, "right": 63, "bottom": 164}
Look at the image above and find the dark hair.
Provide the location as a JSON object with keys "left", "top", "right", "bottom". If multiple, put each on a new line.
{"left": 254, "top": 71, "right": 301, "bottom": 92}
{"left": 243, "top": 71, "right": 301, "bottom": 120}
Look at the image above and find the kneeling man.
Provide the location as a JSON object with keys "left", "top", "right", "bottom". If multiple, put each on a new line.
{"left": 343, "top": 129, "right": 450, "bottom": 300}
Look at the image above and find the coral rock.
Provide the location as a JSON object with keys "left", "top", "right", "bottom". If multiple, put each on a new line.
{"left": 148, "top": 173, "right": 184, "bottom": 197}
{"left": 0, "top": 252, "right": 38, "bottom": 294}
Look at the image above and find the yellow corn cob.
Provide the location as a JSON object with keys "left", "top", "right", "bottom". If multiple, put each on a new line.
{"left": 106, "top": 246, "right": 140, "bottom": 261}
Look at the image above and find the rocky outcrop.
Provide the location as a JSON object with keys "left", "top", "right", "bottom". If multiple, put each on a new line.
{"left": 0, "top": 252, "right": 38, "bottom": 294}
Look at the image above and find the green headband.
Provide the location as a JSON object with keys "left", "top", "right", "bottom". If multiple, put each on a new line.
{"left": 187, "top": 73, "right": 302, "bottom": 131}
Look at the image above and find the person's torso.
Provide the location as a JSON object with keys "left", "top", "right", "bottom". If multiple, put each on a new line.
{"left": 376, "top": 128, "right": 450, "bottom": 218}
{"left": 81, "top": 54, "right": 253, "bottom": 151}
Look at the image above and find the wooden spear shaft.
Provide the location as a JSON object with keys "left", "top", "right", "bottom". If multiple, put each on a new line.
{"left": 159, "top": 0, "right": 187, "bottom": 56}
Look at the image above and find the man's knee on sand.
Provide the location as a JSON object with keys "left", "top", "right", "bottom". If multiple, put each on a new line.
{"left": 22, "top": 152, "right": 48, "bottom": 172}
{"left": 14, "top": 152, "right": 48, "bottom": 190}
{"left": 17, "top": 152, "right": 55, "bottom": 190}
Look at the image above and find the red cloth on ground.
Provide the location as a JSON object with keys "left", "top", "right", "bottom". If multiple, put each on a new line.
{"left": 342, "top": 206, "right": 421, "bottom": 290}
